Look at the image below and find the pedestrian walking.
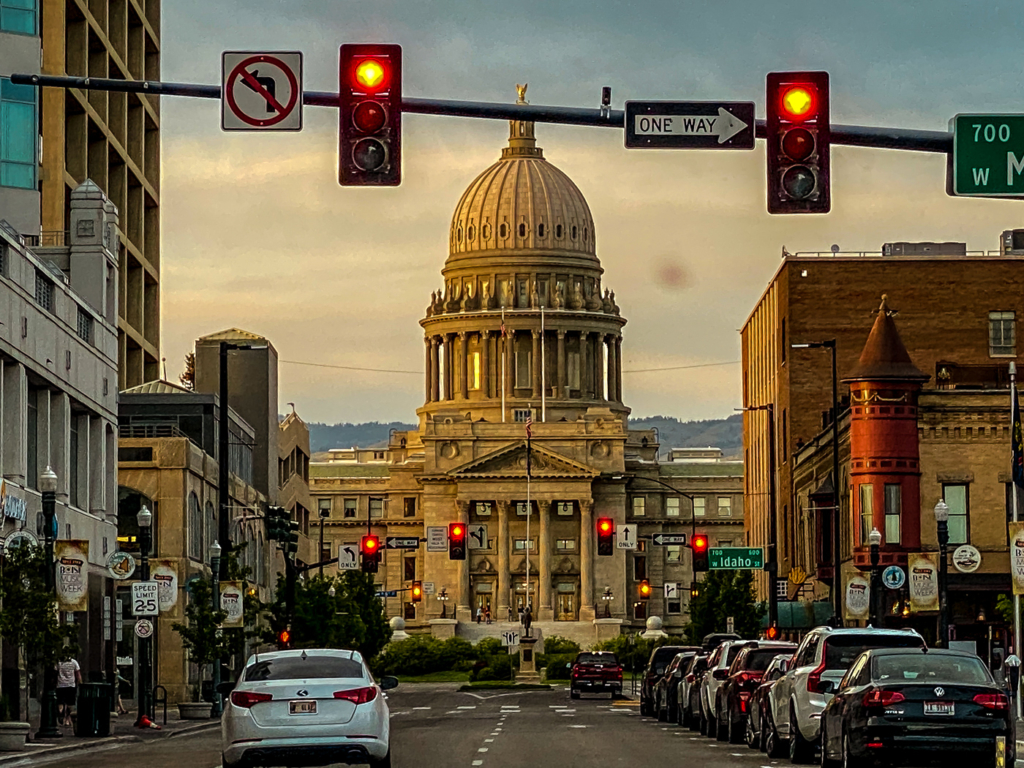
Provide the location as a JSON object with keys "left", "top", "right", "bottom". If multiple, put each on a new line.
{"left": 56, "top": 656, "right": 81, "bottom": 726}
{"left": 518, "top": 607, "right": 524, "bottom": 625}
{"left": 485, "top": 606, "right": 491, "bottom": 624}
{"left": 476, "top": 606, "right": 482, "bottom": 624}
{"left": 507, "top": 605, "right": 513, "bottom": 622}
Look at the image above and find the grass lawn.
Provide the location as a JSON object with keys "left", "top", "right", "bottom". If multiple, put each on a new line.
{"left": 395, "top": 670, "right": 471, "bottom": 683}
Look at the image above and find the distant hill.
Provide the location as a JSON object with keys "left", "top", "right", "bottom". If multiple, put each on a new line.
{"left": 307, "top": 414, "right": 742, "bottom": 457}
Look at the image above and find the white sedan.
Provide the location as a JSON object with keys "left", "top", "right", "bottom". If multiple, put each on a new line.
{"left": 222, "top": 648, "right": 397, "bottom": 768}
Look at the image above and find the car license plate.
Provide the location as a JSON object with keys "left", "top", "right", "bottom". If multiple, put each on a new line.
{"left": 289, "top": 700, "right": 317, "bottom": 715}
{"left": 923, "top": 701, "right": 954, "bottom": 716}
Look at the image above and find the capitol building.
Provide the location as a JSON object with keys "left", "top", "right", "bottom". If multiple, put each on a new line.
{"left": 310, "top": 94, "right": 744, "bottom": 642}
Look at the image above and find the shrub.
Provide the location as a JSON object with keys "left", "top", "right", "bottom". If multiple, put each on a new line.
{"left": 376, "top": 636, "right": 443, "bottom": 676}
{"left": 476, "top": 637, "right": 503, "bottom": 656}
{"left": 542, "top": 653, "right": 575, "bottom": 680}
{"left": 542, "top": 635, "right": 581, "bottom": 655}
{"left": 438, "top": 637, "right": 475, "bottom": 668}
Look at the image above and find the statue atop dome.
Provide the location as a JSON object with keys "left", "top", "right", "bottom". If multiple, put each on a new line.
{"left": 516, "top": 83, "right": 528, "bottom": 104}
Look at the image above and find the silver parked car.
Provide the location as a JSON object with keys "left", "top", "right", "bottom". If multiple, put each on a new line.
{"left": 766, "top": 626, "right": 924, "bottom": 763}
{"left": 221, "top": 648, "right": 398, "bottom": 768}
{"left": 700, "top": 639, "right": 754, "bottom": 738}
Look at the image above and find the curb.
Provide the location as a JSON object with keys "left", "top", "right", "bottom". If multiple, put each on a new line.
{"left": 167, "top": 720, "right": 220, "bottom": 738}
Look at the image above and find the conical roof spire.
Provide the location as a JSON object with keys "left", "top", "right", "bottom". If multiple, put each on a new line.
{"left": 843, "top": 295, "right": 928, "bottom": 382}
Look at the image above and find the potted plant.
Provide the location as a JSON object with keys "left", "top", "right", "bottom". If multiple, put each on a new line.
{"left": 0, "top": 543, "right": 78, "bottom": 750}
{"left": 172, "top": 577, "right": 228, "bottom": 719}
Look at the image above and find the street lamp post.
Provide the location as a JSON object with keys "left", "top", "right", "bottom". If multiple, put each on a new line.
{"left": 36, "top": 467, "right": 61, "bottom": 739}
{"left": 934, "top": 500, "right": 950, "bottom": 648}
{"left": 135, "top": 504, "right": 153, "bottom": 727}
{"left": 210, "top": 540, "right": 223, "bottom": 717}
{"left": 602, "top": 587, "right": 614, "bottom": 618}
{"left": 437, "top": 588, "right": 450, "bottom": 619}
{"left": 868, "top": 528, "right": 882, "bottom": 627}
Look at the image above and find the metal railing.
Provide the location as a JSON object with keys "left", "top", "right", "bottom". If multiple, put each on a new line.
{"left": 118, "top": 423, "right": 187, "bottom": 439}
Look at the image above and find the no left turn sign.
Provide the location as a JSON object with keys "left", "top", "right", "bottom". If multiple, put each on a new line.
{"left": 222, "top": 51, "right": 302, "bottom": 131}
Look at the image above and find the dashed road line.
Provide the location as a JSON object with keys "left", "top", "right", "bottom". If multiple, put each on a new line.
{"left": 458, "top": 705, "right": 477, "bottom": 710}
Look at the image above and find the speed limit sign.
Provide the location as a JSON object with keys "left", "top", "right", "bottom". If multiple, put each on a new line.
{"left": 131, "top": 581, "right": 159, "bottom": 616}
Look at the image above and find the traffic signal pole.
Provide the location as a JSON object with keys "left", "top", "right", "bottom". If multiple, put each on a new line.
{"left": 11, "top": 72, "right": 955, "bottom": 154}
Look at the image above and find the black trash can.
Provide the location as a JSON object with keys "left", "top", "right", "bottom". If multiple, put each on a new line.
{"left": 74, "top": 682, "right": 112, "bottom": 737}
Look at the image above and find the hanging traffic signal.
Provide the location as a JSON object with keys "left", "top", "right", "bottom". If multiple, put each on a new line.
{"left": 360, "top": 534, "right": 381, "bottom": 573}
{"left": 766, "top": 71, "right": 830, "bottom": 214}
{"left": 448, "top": 523, "right": 466, "bottom": 561}
{"left": 638, "top": 580, "right": 652, "bottom": 600}
{"left": 766, "top": 624, "right": 780, "bottom": 641}
{"left": 277, "top": 628, "right": 291, "bottom": 650}
{"left": 265, "top": 506, "right": 287, "bottom": 542}
{"left": 692, "top": 533, "right": 710, "bottom": 572}
{"left": 339, "top": 44, "right": 402, "bottom": 186}
{"left": 690, "top": 582, "right": 701, "bottom": 599}
{"left": 283, "top": 519, "right": 299, "bottom": 560}
{"left": 411, "top": 581, "right": 423, "bottom": 603}
{"left": 597, "top": 518, "right": 614, "bottom": 557}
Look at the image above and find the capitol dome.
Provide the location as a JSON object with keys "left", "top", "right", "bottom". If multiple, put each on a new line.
{"left": 448, "top": 118, "right": 596, "bottom": 262}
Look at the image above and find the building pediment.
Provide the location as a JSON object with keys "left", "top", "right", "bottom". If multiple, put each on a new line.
{"left": 449, "top": 441, "right": 598, "bottom": 479}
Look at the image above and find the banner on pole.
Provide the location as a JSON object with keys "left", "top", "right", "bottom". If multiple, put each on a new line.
{"left": 843, "top": 573, "right": 870, "bottom": 622}
{"left": 1009, "top": 522, "right": 1024, "bottom": 595}
{"left": 151, "top": 559, "right": 180, "bottom": 612}
{"left": 908, "top": 553, "right": 939, "bottom": 612}
{"left": 55, "top": 540, "right": 89, "bottom": 611}
{"left": 220, "top": 580, "right": 245, "bottom": 628}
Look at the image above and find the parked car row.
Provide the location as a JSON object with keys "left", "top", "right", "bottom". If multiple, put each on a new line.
{"left": 637, "top": 626, "right": 1016, "bottom": 768}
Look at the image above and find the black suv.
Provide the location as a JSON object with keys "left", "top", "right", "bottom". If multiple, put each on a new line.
{"left": 640, "top": 645, "right": 699, "bottom": 717}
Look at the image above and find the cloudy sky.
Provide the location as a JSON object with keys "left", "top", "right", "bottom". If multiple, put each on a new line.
{"left": 160, "top": 0, "right": 1023, "bottom": 425}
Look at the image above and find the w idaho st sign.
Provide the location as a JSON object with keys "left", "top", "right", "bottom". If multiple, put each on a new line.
{"left": 952, "top": 114, "right": 1024, "bottom": 197}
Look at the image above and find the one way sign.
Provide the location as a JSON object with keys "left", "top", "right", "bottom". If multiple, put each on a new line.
{"left": 625, "top": 101, "right": 755, "bottom": 150}
{"left": 652, "top": 533, "right": 688, "bottom": 546}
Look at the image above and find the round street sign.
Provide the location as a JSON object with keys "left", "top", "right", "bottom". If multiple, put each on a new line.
{"left": 134, "top": 619, "right": 154, "bottom": 639}
{"left": 952, "top": 544, "right": 982, "bottom": 573}
{"left": 0, "top": 530, "right": 38, "bottom": 554}
{"left": 882, "top": 565, "right": 906, "bottom": 590}
{"left": 106, "top": 551, "right": 137, "bottom": 580}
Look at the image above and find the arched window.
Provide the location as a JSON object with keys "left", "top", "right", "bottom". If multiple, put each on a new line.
{"left": 499, "top": 223, "right": 508, "bottom": 239}
{"left": 188, "top": 493, "right": 202, "bottom": 561}
{"left": 556, "top": 223, "right": 563, "bottom": 239}
{"left": 518, "top": 223, "right": 526, "bottom": 238}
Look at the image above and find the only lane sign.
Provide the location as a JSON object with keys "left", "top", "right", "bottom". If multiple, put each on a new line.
{"left": 625, "top": 101, "right": 755, "bottom": 149}
{"left": 652, "top": 533, "right": 688, "bottom": 546}
{"left": 952, "top": 114, "right": 1024, "bottom": 196}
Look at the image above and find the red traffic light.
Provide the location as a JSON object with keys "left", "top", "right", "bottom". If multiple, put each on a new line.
{"left": 766, "top": 624, "right": 780, "bottom": 641}
{"left": 450, "top": 524, "right": 464, "bottom": 539}
{"left": 277, "top": 628, "right": 291, "bottom": 649}
{"left": 361, "top": 535, "right": 380, "bottom": 555}
{"left": 778, "top": 84, "right": 817, "bottom": 122}
{"left": 691, "top": 534, "right": 708, "bottom": 552}
{"left": 766, "top": 71, "right": 830, "bottom": 214}
{"left": 340, "top": 44, "right": 402, "bottom": 187}
{"left": 598, "top": 519, "right": 612, "bottom": 534}
{"left": 638, "top": 580, "right": 652, "bottom": 598}
{"left": 352, "top": 58, "right": 391, "bottom": 93}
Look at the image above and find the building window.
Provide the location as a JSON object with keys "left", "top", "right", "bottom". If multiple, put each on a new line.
{"left": 470, "top": 352, "right": 481, "bottom": 390}
{"left": 634, "top": 600, "right": 647, "bottom": 621}
{"left": 318, "top": 498, "right": 331, "bottom": 518}
{"left": 667, "top": 598, "right": 682, "bottom": 615}
{"left": 404, "top": 556, "right": 416, "bottom": 581}
{"left": 666, "top": 497, "right": 680, "bottom": 517}
{"left": 404, "top": 602, "right": 415, "bottom": 620}
{"left": 990, "top": 311, "right": 1016, "bottom": 356}
{"left": 343, "top": 498, "right": 357, "bottom": 519}
{"left": 884, "top": 483, "right": 901, "bottom": 545}
{"left": 513, "top": 408, "right": 533, "bottom": 423}
{"left": 943, "top": 484, "right": 969, "bottom": 545}
{"left": 556, "top": 538, "right": 575, "bottom": 551}
{"left": 69, "top": 417, "right": 79, "bottom": 508}
{"left": 1, "top": 78, "right": 37, "bottom": 188}
{"left": 693, "top": 497, "right": 706, "bottom": 517}
{"left": 632, "top": 496, "right": 646, "bottom": 516}
{"left": 475, "top": 501, "right": 492, "bottom": 517}
{"left": 718, "top": 497, "right": 732, "bottom": 517}
{"left": 633, "top": 555, "right": 646, "bottom": 580}
{"left": 515, "top": 502, "right": 533, "bottom": 516}
{"left": 0, "top": 0, "right": 36, "bottom": 34}
{"left": 188, "top": 493, "right": 202, "bottom": 561}
{"left": 369, "top": 498, "right": 384, "bottom": 518}
{"left": 717, "top": 537, "right": 735, "bottom": 548}
{"left": 517, "top": 279, "right": 528, "bottom": 307}
{"left": 404, "top": 497, "right": 416, "bottom": 517}
{"left": 859, "top": 484, "right": 874, "bottom": 546}
{"left": 34, "top": 270, "right": 54, "bottom": 312}
{"left": 513, "top": 538, "right": 535, "bottom": 551}
{"left": 666, "top": 545, "right": 682, "bottom": 563}
{"left": 515, "top": 350, "right": 531, "bottom": 389}
{"left": 556, "top": 501, "right": 574, "bottom": 516}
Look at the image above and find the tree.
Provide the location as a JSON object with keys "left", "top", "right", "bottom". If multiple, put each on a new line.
{"left": 686, "top": 570, "right": 766, "bottom": 642}
{"left": 171, "top": 578, "right": 229, "bottom": 701}
{"left": 179, "top": 352, "right": 196, "bottom": 391}
{"left": 0, "top": 544, "right": 77, "bottom": 721}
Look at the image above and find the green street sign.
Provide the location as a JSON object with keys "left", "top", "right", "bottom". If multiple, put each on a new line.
{"left": 953, "top": 114, "right": 1024, "bottom": 196}
{"left": 709, "top": 547, "right": 764, "bottom": 570}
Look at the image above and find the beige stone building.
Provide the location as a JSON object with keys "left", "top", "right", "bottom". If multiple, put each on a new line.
{"left": 309, "top": 108, "right": 745, "bottom": 643}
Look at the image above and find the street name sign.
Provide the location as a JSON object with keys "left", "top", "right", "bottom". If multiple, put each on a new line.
{"left": 131, "top": 581, "right": 158, "bottom": 616}
{"left": 709, "top": 547, "right": 764, "bottom": 570}
{"left": 426, "top": 526, "right": 448, "bottom": 552}
{"left": 952, "top": 114, "right": 1024, "bottom": 196}
{"left": 625, "top": 101, "right": 755, "bottom": 149}
{"left": 221, "top": 51, "right": 303, "bottom": 131}
{"left": 617, "top": 524, "right": 637, "bottom": 550}
{"left": 337, "top": 544, "right": 359, "bottom": 570}
{"left": 386, "top": 536, "right": 420, "bottom": 549}
{"left": 375, "top": 590, "right": 398, "bottom": 598}
{"left": 651, "top": 533, "right": 687, "bottom": 546}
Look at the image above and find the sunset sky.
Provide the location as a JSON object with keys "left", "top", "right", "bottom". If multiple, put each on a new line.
{"left": 159, "top": 0, "right": 1024, "bottom": 424}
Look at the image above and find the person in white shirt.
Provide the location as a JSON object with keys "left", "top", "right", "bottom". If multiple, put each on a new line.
{"left": 56, "top": 658, "right": 82, "bottom": 726}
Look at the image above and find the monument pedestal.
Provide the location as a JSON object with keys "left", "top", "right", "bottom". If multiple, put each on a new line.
{"left": 516, "top": 636, "right": 542, "bottom": 684}
{"left": 429, "top": 618, "right": 458, "bottom": 639}
{"left": 593, "top": 618, "right": 623, "bottom": 643}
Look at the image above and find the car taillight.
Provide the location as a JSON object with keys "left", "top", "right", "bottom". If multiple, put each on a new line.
{"left": 612, "top": 667, "right": 623, "bottom": 679}
{"left": 737, "top": 671, "right": 761, "bottom": 686}
{"left": 685, "top": 674, "right": 695, "bottom": 683}
{"left": 230, "top": 691, "right": 273, "bottom": 708}
{"left": 973, "top": 693, "right": 1009, "bottom": 710}
{"left": 806, "top": 658, "right": 827, "bottom": 693}
{"left": 862, "top": 690, "right": 905, "bottom": 707}
{"left": 334, "top": 686, "right": 378, "bottom": 705}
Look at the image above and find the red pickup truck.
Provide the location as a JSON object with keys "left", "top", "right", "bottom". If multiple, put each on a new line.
{"left": 570, "top": 651, "right": 623, "bottom": 699}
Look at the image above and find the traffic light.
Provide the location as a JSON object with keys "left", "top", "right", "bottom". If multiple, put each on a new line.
{"left": 277, "top": 628, "right": 291, "bottom": 650}
{"left": 339, "top": 44, "right": 402, "bottom": 186}
{"left": 638, "top": 580, "right": 652, "bottom": 600}
{"left": 766, "top": 71, "right": 830, "bottom": 214}
{"left": 692, "top": 533, "right": 709, "bottom": 572}
{"left": 283, "top": 519, "right": 299, "bottom": 560}
{"left": 411, "top": 581, "right": 423, "bottom": 603}
{"left": 448, "top": 523, "right": 466, "bottom": 560}
{"left": 265, "top": 506, "right": 287, "bottom": 542}
{"left": 766, "top": 624, "right": 780, "bottom": 641}
{"left": 690, "top": 582, "right": 701, "bottom": 599}
{"left": 597, "top": 518, "right": 614, "bottom": 557}
{"left": 360, "top": 534, "right": 381, "bottom": 573}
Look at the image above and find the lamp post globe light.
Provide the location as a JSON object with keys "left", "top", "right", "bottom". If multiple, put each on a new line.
{"left": 602, "top": 587, "right": 614, "bottom": 618}
{"left": 135, "top": 505, "right": 153, "bottom": 726}
{"left": 934, "top": 500, "right": 950, "bottom": 648}
{"left": 437, "top": 588, "right": 450, "bottom": 619}
{"left": 36, "top": 467, "right": 61, "bottom": 739}
{"left": 868, "top": 527, "right": 882, "bottom": 627}
{"left": 209, "top": 540, "right": 223, "bottom": 716}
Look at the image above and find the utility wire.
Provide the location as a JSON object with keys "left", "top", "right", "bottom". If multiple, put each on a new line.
{"left": 280, "top": 358, "right": 741, "bottom": 376}
{"left": 623, "top": 360, "right": 740, "bottom": 374}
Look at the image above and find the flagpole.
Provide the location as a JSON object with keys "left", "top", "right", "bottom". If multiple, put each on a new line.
{"left": 541, "top": 307, "right": 546, "bottom": 422}
{"left": 526, "top": 424, "right": 531, "bottom": 620}
{"left": 1012, "top": 361, "right": 1021, "bottom": 718}
{"left": 501, "top": 308, "right": 507, "bottom": 423}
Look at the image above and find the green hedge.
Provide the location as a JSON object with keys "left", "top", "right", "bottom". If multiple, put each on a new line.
{"left": 374, "top": 636, "right": 477, "bottom": 676}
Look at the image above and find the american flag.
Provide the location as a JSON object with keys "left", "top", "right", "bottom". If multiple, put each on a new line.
{"left": 525, "top": 413, "right": 533, "bottom": 439}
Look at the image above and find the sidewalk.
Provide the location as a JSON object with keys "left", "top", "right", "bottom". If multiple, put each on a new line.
{"left": 0, "top": 710, "right": 219, "bottom": 766}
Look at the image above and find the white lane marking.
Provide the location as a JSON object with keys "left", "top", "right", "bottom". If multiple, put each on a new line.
{"left": 412, "top": 706, "right": 431, "bottom": 710}
{"left": 473, "top": 762, "right": 484, "bottom": 767}
{"left": 549, "top": 705, "right": 565, "bottom": 708}
{"left": 731, "top": 754, "right": 746, "bottom": 757}
{"left": 485, "top": 738, "right": 494, "bottom": 743}
{"left": 445, "top": 710, "right": 464, "bottom": 714}
{"left": 464, "top": 691, "right": 530, "bottom": 700}
{"left": 568, "top": 724, "right": 589, "bottom": 728}
{"left": 478, "top": 747, "right": 489, "bottom": 753}
{"left": 458, "top": 706, "right": 477, "bottom": 710}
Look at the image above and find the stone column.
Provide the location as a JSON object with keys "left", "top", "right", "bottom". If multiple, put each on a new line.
{"left": 505, "top": 330, "right": 515, "bottom": 398}
{"left": 424, "top": 337, "right": 432, "bottom": 402}
{"left": 607, "top": 334, "right": 618, "bottom": 403}
{"left": 497, "top": 500, "right": 510, "bottom": 619}
{"left": 539, "top": 500, "right": 553, "bottom": 620}
{"left": 430, "top": 337, "right": 440, "bottom": 402}
{"left": 580, "top": 499, "right": 596, "bottom": 621}
{"left": 442, "top": 335, "right": 452, "bottom": 400}
{"left": 556, "top": 330, "right": 566, "bottom": 399}
{"left": 615, "top": 336, "right": 624, "bottom": 401}
{"left": 596, "top": 336, "right": 605, "bottom": 400}
{"left": 531, "top": 330, "right": 541, "bottom": 399}
{"left": 456, "top": 499, "right": 472, "bottom": 621}
{"left": 580, "top": 332, "right": 589, "bottom": 399}
{"left": 480, "top": 331, "right": 490, "bottom": 398}
{"left": 458, "top": 332, "right": 468, "bottom": 399}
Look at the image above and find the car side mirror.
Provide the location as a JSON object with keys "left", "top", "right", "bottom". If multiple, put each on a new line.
{"left": 779, "top": 659, "right": 790, "bottom": 673}
{"left": 816, "top": 680, "right": 835, "bottom": 695}
{"left": 713, "top": 668, "right": 729, "bottom": 680}
{"left": 674, "top": 669, "right": 683, "bottom": 679}
{"left": 380, "top": 676, "right": 399, "bottom": 691}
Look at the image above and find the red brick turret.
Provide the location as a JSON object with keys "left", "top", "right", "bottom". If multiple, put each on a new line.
{"left": 843, "top": 295, "right": 928, "bottom": 569}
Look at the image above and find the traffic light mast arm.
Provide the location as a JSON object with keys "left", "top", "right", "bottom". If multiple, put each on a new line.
{"left": 9, "top": 73, "right": 954, "bottom": 154}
